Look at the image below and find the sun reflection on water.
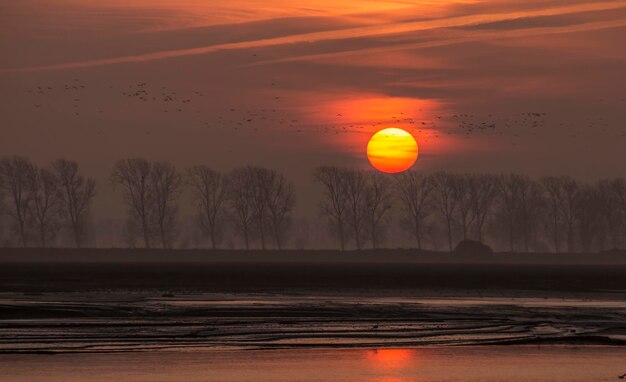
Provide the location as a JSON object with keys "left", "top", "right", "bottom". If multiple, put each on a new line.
{"left": 365, "top": 349, "right": 419, "bottom": 369}
{"left": 364, "top": 349, "right": 424, "bottom": 382}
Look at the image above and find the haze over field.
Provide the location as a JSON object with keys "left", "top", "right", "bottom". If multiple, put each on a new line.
{"left": 3, "top": 0, "right": 626, "bottom": 226}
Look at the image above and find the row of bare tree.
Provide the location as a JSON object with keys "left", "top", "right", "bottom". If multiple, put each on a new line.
{"left": 315, "top": 167, "right": 626, "bottom": 253}
{"left": 0, "top": 156, "right": 96, "bottom": 247}
{"left": 111, "top": 159, "right": 295, "bottom": 250}
{"left": 2, "top": 156, "right": 626, "bottom": 252}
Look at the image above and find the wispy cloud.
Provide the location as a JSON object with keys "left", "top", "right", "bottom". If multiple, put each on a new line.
{"left": 256, "top": 18, "right": 626, "bottom": 65}
{"left": 4, "top": 0, "right": 626, "bottom": 72}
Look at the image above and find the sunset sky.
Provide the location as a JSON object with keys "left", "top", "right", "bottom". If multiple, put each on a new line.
{"left": 2, "top": 0, "right": 626, "bottom": 219}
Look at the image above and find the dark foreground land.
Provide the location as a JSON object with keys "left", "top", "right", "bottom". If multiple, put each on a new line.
{"left": 0, "top": 248, "right": 625, "bottom": 354}
{"left": 1, "top": 247, "right": 626, "bottom": 293}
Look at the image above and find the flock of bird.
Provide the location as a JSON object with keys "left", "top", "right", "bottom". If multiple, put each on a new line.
{"left": 24, "top": 78, "right": 626, "bottom": 142}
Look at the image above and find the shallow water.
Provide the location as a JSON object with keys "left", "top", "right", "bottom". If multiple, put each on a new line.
{"left": 159, "top": 294, "right": 626, "bottom": 308}
{"left": 1, "top": 346, "right": 625, "bottom": 382}
{"left": 2, "top": 292, "right": 626, "bottom": 353}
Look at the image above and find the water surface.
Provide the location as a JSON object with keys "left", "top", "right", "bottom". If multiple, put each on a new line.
{"left": 2, "top": 346, "right": 625, "bottom": 382}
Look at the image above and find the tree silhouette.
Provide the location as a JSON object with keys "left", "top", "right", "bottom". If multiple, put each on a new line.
{"left": 0, "top": 156, "right": 35, "bottom": 247}
{"left": 602, "top": 179, "right": 626, "bottom": 249}
{"left": 431, "top": 172, "right": 458, "bottom": 251}
{"left": 228, "top": 167, "right": 256, "bottom": 249}
{"left": 151, "top": 161, "right": 182, "bottom": 249}
{"left": 314, "top": 166, "right": 349, "bottom": 250}
{"left": 27, "top": 166, "right": 60, "bottom": 247}
{"left": 344, "top": 169, "right": 367, "bottom": 250}
{"left": 394, "top": 171, "right": 432, "bottom": 249}
{"left": 248, "top": 166, "right": 273, "bottom": 250}
{"left": 4, "top": 153, "right": 626, "bottom": 252}
{"left": 497, "top": 174, "right": 521, "bottom": 252}
{"left": 559, "top": 177, "right": 580, "bottom": 253}
{"left": 576, "top": 184, "right": 607, "bottom": 253}
{"left": 364, "top": 172, "right": 392, "bottom": 249}
{"left": 515, "top": 175, "right": 544, "bottom": 252}
{"left": 453, "top": 174, "right": 474, "bottom": 241}
{"left": 53, "top": 159, "right": 96, "bottom": 248}
{"left": 187, "top": 165, "right": 229, "bottom": 249}
{"left": 468, "top": 174, "right": 498, "bottom": 242}
{"left": 111, "top": 158, "right": 153, "bottom": 248}
{"left": 541, "top": 176, "right": 565, "bottom": 253}
{"left": 265, "top": 170, "right": 295, "bottom": 250}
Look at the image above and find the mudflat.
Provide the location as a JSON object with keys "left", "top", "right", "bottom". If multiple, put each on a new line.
{"left": 2, "top": 347, "right": 626, "bottom": 382}
{"left": 1, "top": 250, "right": 625, "bottom": 354}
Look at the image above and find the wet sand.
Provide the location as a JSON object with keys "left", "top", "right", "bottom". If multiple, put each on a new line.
{"left": 1, "top": 292, "right": 625, "bottom": 353}
{"left": 1, "top": 251, "right": 625, "bottom": 380}
{"left": 1, "top": 259, "right": 626, "bottom": 354}
{"left": 2, "top": 347, "right": 626, "bottom": 382}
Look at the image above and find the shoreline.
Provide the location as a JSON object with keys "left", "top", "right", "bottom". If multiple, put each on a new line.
{"left": 2, "top": 262, "right": 625, "bottom": 294}
{"left": 1, "top": 247, "right": 626, "bottom": 265}
{"left": 2, "top": 250, "right": 625, "bottom": 356}
{"left": 2, "top": 291, "right": 625, "bottom": 354}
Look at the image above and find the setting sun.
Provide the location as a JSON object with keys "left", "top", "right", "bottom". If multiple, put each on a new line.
{"left": 366, "top": 128, "right": 418, "bottom": 173}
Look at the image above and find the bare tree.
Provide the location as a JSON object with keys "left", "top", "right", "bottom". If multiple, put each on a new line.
{"left": 497, "top": 174, "right": 521, "bottom": 252}
{"left": 496, "top": 174, "right": 544, "bottom": 252}
{"left": 0, "top": 156, "right": 35, "bottom": 247}
{"left": 344, "top": 169, "right": 367, "bottom": 250}
{"left": 605, "top": 178, "right": 626, "bottom": 248}
{"left": 363, "top": 172, "right": 392, "bottom": 249}
{"left": 453, "top": 174, "right": 474, "bottom": 241}
{"left": 526, "top": 176, "right": 580, "bottom": 253}
{"left": 596, "top": 180, "right": 624, "bottom": 249}
{"left": 314, "top": 166, "right": 349, "bottom": 250}
{"left": 53, "top": 159, "right": 96, "bottom": 248}
{"left": 228, "top": 167, "right": 256, "bottom": 249}
{"left": 394, "top": 171, "right": 432, "bottom": 249}
{"left": 431, "top": 172, "right": 458, "bottom": 251}
{"left": 151, "top": 161, "right": 182, "bottom": 249}
{"left": 559, "top": 177, "right": 580, "bottom": 253}
{"left": 610, "top": 178, "right": 626, "bottom": 224}
{"left": 248, "top": 166, "right": 273, "bottom": 250}
{"left": 266, "top": 171, "right": 295, "bottom": 249}
{"left": 515, "top": 176, "right": 544, "bottom": 252}
{"left": 187, "top": 165, "right": 228, "bottom": 249}
{"left": 541, "top": 176, "right": 564, "bottom": 253}
{"left": 575, "top": 184, "right": 605, "bottom": 253}
{"left": 468, "top": 174, "right": 498, "bottom": 242}
{"left": 27, "top": 167, "right": 60, "bottom": 247}
{"left": 111, "top": 158, "right": 153, "bottom": 248}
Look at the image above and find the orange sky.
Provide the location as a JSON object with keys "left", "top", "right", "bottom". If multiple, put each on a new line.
{"left": 1, "top": 0, "right": 626, "bottom": 219}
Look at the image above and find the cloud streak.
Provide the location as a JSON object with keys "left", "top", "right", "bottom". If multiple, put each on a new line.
{"left": 4, "top": 0, "right": 626, "bottom": 72}
{"left": 256, "top": 18, "right": 626, "bottom": 65}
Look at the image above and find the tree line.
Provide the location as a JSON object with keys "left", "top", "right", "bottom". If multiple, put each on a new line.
{"left": 1, "top": 155, "right": 626, "bottom": 253}
{"left": 0, "top": 156, "right": 296, "bottom": 249}
{"left": 0, "top": 156, "right": 96, "bottom": 247}
{"left": 315, "top": 168, "right": 626, "bottom": 253}
{"left": 111, "top": 158, "right": 294, "bottom": 250}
